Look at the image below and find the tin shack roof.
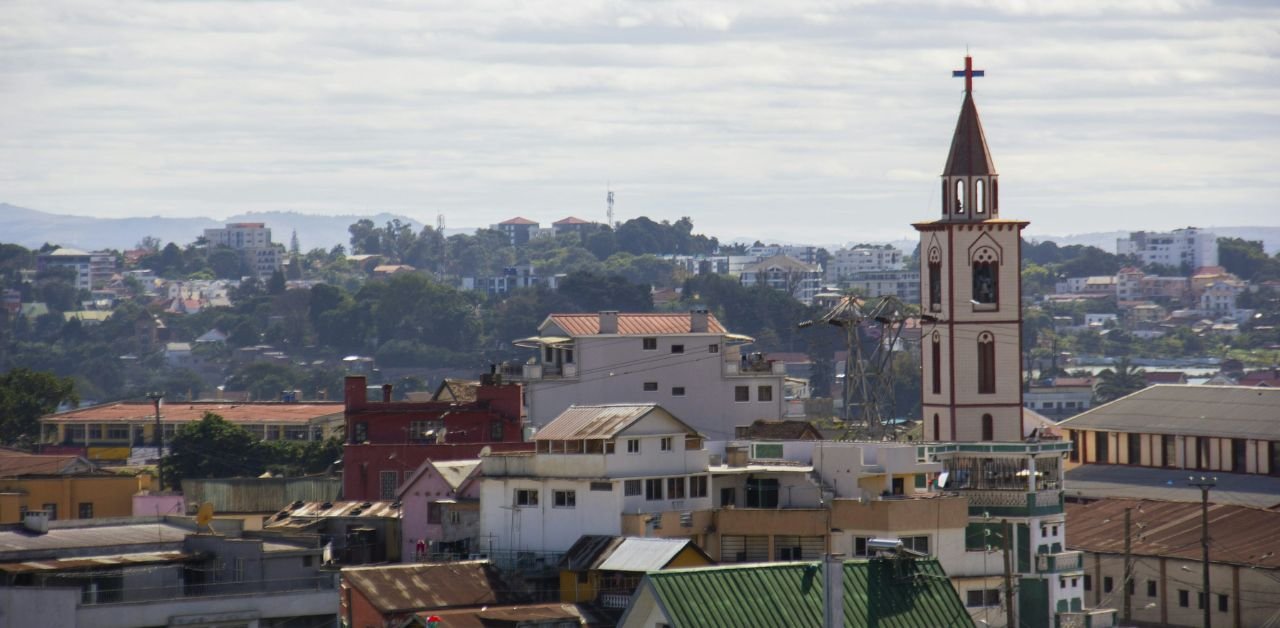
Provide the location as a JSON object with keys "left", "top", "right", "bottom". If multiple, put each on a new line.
{"left": 342, "top": 560, "right": 504, "bottom": 614}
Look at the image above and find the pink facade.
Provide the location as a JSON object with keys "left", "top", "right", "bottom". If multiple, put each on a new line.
{"left": 397, "top": 459, "right": 482, "bottom": 561}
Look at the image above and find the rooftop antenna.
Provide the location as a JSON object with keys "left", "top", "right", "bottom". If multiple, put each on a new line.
{"left": 436, "top": 213, "right": 446, "bottom": 233}
{"left": 606, "top": 183, "right": 615, "bottom": 228}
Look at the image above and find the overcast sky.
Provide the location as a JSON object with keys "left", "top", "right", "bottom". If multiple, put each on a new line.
{"left": 2, "top": 1, "right": 1277, "bottom": 244}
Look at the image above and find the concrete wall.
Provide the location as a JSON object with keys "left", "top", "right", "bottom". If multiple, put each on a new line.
{"left": 0, "top": 587, "right": 79, "bottom": 628}
{"left": 0, "top": 475, "right": 148, "bottom": 523}
{"left": 75, "top": 588, "right": 337, "bottom": 628}
{"left": 1082, "top": 552, "right": 1273, "bottom": 628}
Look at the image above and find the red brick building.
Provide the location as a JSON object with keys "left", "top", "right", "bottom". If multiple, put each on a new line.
{"left": 342, "top": 376, "right": 530, "bottom": 501}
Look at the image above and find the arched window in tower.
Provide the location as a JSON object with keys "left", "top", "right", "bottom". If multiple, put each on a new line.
{"left": 954, "top": 180, "right": 965, "bottom": 214}
{"left": 972, "top": 247, "right": 999, "bottom": 306}
{"left": 942, "top": 180, "right": 949, "bottom": 214}
{"left": 974, "top": 179, "right": 985, "bottom": 214}
{"left": 977, "top": 331, "right": 996, "bottom": 394}
{"left": 981, "top": 413, "right": 994, "bottom": 441}
{"left": 928, "top": 247, "right": 942, "bottom": 311}
{"left": 991, "top": 179, "right": 998, "bottom": 212}
{"left": 933, "top": 413, "right": 940, "bottom": 441}
{"left": 931, "top": 332, "right": 941, "bottom": 395}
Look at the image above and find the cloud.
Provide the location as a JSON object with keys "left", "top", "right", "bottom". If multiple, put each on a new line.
{"left": 0, "top": 0, "right": 1276, "bottom": 242}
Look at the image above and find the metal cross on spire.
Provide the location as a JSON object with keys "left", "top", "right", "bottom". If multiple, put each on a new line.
{"left": 952, "top": 55, "right": 985, "bottom": 94}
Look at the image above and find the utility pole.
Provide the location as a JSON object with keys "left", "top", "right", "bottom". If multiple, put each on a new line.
{"left": 146, "top": 391, "right": 165, "bottom": 490}
{"left": 1190, "top": 476, "right": 1216, "bottom": 628}
{"left": 1123, "top": 507, "right": 1133, "bottom": 623}
{"left": 1002, "top": 519, "right": 1016, "bottom": 628}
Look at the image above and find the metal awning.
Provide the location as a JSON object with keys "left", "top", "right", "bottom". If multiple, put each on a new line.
{"left": 512, "top": 336, "right": 574, "bottom": 349}
{"left": 723, "top": 333, "right": 755, "bottom": 344}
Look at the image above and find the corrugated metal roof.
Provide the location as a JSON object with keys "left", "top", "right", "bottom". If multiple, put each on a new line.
{"left": 0, "top": 523, "right": 188, "bottom": 556}
{"left": 597, "top": 538, "right": 697, "bottom": 572}
{"left": 46, "top": 401, "right": 344, "bottom": 424}
{"left": 183, "top": 477, "right": 341, "bottom": 514}
{"left": 0, "top": 550, "right": 194, "bottom": 574}
{"left": 342, "top": 561, "right": 502, "bottom": 613}
{"left": 1066, "top": 498, "right": 1280, "bottom": 569}
{"left": 545, "top": 313, "right": 726, "bottom": 336}
{"left": 0, "top": 449, "right": 95, "bottom": 477}
{"left": 1060, "top": 385, "right": 1280, "bottom": 439}
{"left": 639, "top": 559, "right": 971, "bottom": 628}
{"left": 1065, "top": 464, "right": 1280, "bottom": 509}
{"left": 558, "top": 535, "right": 621, "bottom": 570}
{"left": 533, "top": 404, "right": 699, "bottom": 441}
{"left": 266, "top": 500, "right": 400, "bottom": 528}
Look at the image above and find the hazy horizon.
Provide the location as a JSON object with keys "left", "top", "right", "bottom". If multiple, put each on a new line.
{"left": 3, "top": 1, "right": 1278, "bottom": 243}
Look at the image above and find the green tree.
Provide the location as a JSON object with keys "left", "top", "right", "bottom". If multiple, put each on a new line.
{"left": 225, "top": 362, "right": 301, "bottom": 401}
{"left": 267, "top": 269, "right": 287, "bottom": 295}
{"left": 0, "top": 368, "right": 78, "bottom": 446}
{"left": 1094, "top": 358, "right": 1146, "bottom": 403}
{"left": 207, "top": 246, "right": 245, "bottom": 279}
{"left": 160, "top": 413, "right": 263, "bottom": 488}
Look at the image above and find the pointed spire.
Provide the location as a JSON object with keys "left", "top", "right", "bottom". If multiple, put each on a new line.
{"left": 943, "top": 56, "right": 996, "bottom": 177}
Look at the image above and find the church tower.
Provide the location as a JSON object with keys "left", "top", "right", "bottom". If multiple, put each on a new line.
{"left": 916, "top": 56, "right": 1027, "bottom": 442}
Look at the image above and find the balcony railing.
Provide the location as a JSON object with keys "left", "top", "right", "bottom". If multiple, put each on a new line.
{"left": 724, "top": 360, "right": 786, "bottom": 376}
{"left": 600, "top": 593, "right": 632, "bottom": 609}
{"left": 1037, "top": 550, "right": 1083, "bottom": 573}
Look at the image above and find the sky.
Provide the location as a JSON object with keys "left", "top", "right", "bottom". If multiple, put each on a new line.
{"left": 2, "top": 0, "right": 1278, "bottom": 245}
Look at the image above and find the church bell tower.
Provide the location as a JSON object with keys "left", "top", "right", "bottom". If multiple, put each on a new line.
{"left": 916, "top": 56, "right": 1027, "bottom": 442}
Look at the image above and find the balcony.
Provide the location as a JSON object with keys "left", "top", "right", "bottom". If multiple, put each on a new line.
{"left": 724, "top": 359, "right": 787, "bottom": 377}
{"left": 500, "top": 362, "right": 579, "bottom": 381}
{"left": 959, "top": 489, "right": 1063, "bottom": 517}
{"left": 1037, "top": 550, "right": 1083, "bottom": 573}
{"left": 600, "top": 593, "right": 632, "bottom": 609}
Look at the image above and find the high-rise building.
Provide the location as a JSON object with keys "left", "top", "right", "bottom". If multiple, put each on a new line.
{"left": 202, "top": 222, "right": 283, "bottom": 279}
{"left": 1116, "top": 227, "right": 1218, "bottom": 270}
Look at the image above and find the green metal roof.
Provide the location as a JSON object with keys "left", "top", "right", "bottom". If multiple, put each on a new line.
{"left": 640, "top": 558, "right": 972, "bottom": 628}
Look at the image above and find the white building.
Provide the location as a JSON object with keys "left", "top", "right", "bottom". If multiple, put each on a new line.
{"left": 1199, "top": 279, "right": 1245, "bottom": 320}
{"left": 36, "top": 248, "right": 94, "bottom": 290}
{"left": 826, "top": 246, "right": 904, "bottom": 281}
{"left": 842, "top": 269, "right": 921, "bottom": 302}
{"left": 739, "top": 255, "right": 824, "bottom": 304}
{"left": 510, "top": 311, "right": 788, "bottom": 440}
{"left": 478, "top": 404, "right": 713, "bottom": 554}
{"left": 1117, "top": 227, "right": 1218, "bottom": 270}
{"left": 745, "top": 244, "right": 820, "bottom": 265}
{"left": 202, "top": 222, "right": 283, "bottom": 279}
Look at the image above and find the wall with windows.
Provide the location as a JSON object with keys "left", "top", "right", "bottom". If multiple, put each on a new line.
{"left": 1065, "top": 428, "right": 1279, "bottom": 476}
{"left": 0, "top": 474, "right": 151, "bottom": 524}
{"left": 1080, "top": 552, "right": 1267, "bottom": 628}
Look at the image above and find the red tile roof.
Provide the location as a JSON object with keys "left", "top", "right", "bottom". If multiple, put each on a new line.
{"left": 45, "top": 401, "right": 344, "bottom": 424}
{"left": 553, "top": 216, "right": 591, "bottom": 225}
{"left": 498, "top": 217, "right": 538, "bottom": 226}
{"left": 546, "top": 313, "right": 726, "bottom": 336}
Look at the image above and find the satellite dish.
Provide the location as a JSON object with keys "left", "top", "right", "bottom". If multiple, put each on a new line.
{"left": 196, "top": 502, "right": 215, "bottom": 532}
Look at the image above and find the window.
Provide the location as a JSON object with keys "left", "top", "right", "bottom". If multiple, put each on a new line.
{"left": 380, "top": 471, "right": 398, "bottom": 499}
{"left": 1198, "top": 592, "right": 1206, "bottom": 610}
{"left": 977, "top": 332, "right": 996, "bottom": 394}
{"left": 428, "top": 502, "right": 442, "bottom": 524}
{"left": 1070, "top": 430, "right": 1081, "bottom": 462}
{"left": 671, "top": 387, "right": 686, "bottom": 397}
{"left": 1147, "top": 580, "right": 1157, "bottom": 597}
{"left": 590, "top": 481, "right": 612, "bottom": 491}
{"left": 514, "top": 489, "right": 539, "bottom": 507}
{"left": 1178, "top": 589, "right": 1189, "bottom": 608}
{"left": 757, "top": 386, "right": 773, "bottom": 402}
{"left": 642, "top": 337, "right": 657, "bottom": 350}
{"left": 1095, "top": 431, "right": 1110, "bottom": 464}
{"left": 1219, "top": 594, "right": 1229, "bottom": 612}
{"left": 966, "top": 589, "right": 1000, "bottom": 608}
{"left": 690, "top": 475, "right": 708, "bottom": 498}
{"left": 708, "top": 344, "right": 719, "bottom": 353}
{"left": 409, "top": 419, "right": 445, "bottom": 442}
{"left": 972, "top": 248, "right": 999, "bottom": 305}
{"left": 643, "top": 382, "right": 658, "bottom": 392}
{"left": 975, "top": 179, "right": 985, "bottom": 214}
{"left": 233, "top": 557, "right": 245, "bottom": 583}
{"left": 106, "top": 426, "right": 129, "bottom": 440}
{"left": 1128, "top": 433, "right": 1142, "bottom": 465}
{"left": 928, "top": 248, "right": 942, "bottom": 311}
{"left": 933, "top": 414, "right": 941, "bottom": 441}
{"left": 660, "top": 437, "right": 673, "bottom": 451}
{"left": 88, "top": 424, "right": 102, "bottom": 439}
{"left": 1103, "top": 576, "right": 1113, "bottom": 593}
{"left": 544, "top": 346, "right": 554, "bottom": 362}
{"left": 735, "top": 386, "right": 750, "bottom": 402}
{"left": 901, "top": 535, "right": 930, "bottom": 555}
{"left": 553, "top": 490, "right": 576, "bottom": 508}
{"left": 490, "top": 420, "right": 504, "bottom": 441}
{"left": 745, "top": 478, "right": 779, "bottom": 508}
{"left": 1165, "top": 435, "right": 1178, "bottom": 468}
{"left": 564, "top": 349, "right": 574, "bottom": 364}
{"left": 1127, "top": 579, "right": 1135, "bottom": 595}
{"left": 931, "top": 333, "right": 941, "bottom": 394}
{"left": 981, "top": 414, "right": 994, "bottom": 441}
{"left": 624, "top": 479, "right": 642, "bottom": 496}
{"left": 720, "top": 487, "right": 736, "bottom": 507}
{"left": 1232, "top": 439, "right": 1246, "bottom": 473}
{"left": 667, "top": 477, "right": 685, "bottom": 499}
{"left": 627, "top": 439, "right": 640, "bottom": 454}
{"left": 449, "top": 511, "right": 462, "bottom": 524}
{"left": 353, "top": 421, "right": 368, "bottom": 443}
{"left": 671, "top": 344, "right": 684, "bottom": 354}
{"left": 78, "top": 502, "right": 93, "bottom": 519}
{"left": 645, "top": 479, "right": 664, "bottom": 501}
{"left": 284, "top": 426, "right": 309, "bottom": 441}
{"left": 1084, "top": 575, "right": 1092, "bottom": 591}
{"left": 955, "top": 179, "right": 966, "bottom": 213}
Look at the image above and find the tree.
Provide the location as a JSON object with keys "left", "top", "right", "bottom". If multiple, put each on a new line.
{"left": 1094, "top": 358, "right": 1147, "bottom": 403}
{"left": 0, "top": 368, "right": 78, "bottom": 446}
{"left": 1219, "top": 237, "right": 1280, "bottom": 281}
{"left": 207, "top": 247, "right": 245, "bottom": 279}
{"left": 267, "top": 269, "right": 286, "bottom": 295}
{"left": 160, "top": 413, "right": 263, "bottom": 487}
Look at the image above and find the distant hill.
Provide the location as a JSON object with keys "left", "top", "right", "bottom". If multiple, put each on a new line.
{"left": 0, "top": 203, "right": 426, "bottom": 252}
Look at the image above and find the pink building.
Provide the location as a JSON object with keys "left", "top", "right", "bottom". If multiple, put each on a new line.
{"left": 397, "top": 458, "right": 482, "bottom": 561}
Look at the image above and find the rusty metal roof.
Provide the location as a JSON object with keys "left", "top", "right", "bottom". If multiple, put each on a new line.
{"left": 0, "top": 550, "right": 195, "bottom": 574}
{"left": 0, "top": 449, "right": 96, "bottom": 477}
{"left": 45, "top": 401, "right": 344, "bottom": 424}
{"left": 0, "top": 522, "right": 189, "bottom": 556}
{"left": 1060, "top": 385, "right": 1280, "bottom": 439}
{"left": 533, "top": 404, "right": 700, "bottom": 441}
{"left": 266, "top": 500, "right": 400, "bottom": 528}
{"left": 1066, "top": 498, "right": 1280, "bottom": 568}
{"left": 413, "top": 603, "right": 585, "bottom": 627}
{"left": 544, "top": 312, "right": 726, "bottom": 336}
{"left": 342, "top": 560, "right": 505, "bottom": 614}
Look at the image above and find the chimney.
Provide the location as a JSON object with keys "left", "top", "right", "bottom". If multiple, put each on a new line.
{"left": 23, "top": 510, "right": 50, "bottom": 534}
{"left": 344, "top": 376, "right": 367, "bottom": 411}
{"left": 690, "top": 307, "right": 709, "bottom": 333}
{"left": 822, "top": 553, "right": 845, "bottom": 628}
{"left": 598, "top": 310, "right": 619, "bottom": 335}
{"left": 382, "top": 384, "right": 393, "bottom": 403}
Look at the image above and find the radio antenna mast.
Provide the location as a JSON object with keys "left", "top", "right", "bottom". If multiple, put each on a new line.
{"left": 606, "top": 184, "right": 615, "bottom": 227}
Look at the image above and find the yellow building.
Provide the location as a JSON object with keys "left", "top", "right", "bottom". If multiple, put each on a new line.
{"left": 558, "top": 536, "right": 713, "bottom": 608}
{"left": 0, "top": 449, "right": 152, "bottom": 523}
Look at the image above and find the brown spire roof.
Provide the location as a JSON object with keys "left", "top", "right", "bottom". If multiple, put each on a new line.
{"left": 942, "top": 92, "right": 997, "bottom": 176}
